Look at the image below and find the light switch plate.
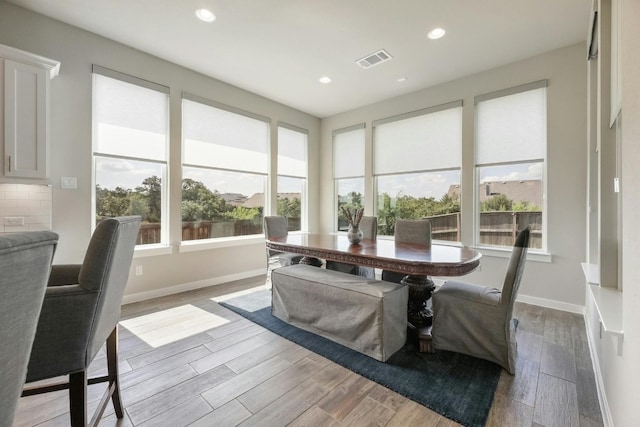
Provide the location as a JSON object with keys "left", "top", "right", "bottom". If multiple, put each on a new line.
{"left": 61, "top": 176, "right": 77, "bottom": 189}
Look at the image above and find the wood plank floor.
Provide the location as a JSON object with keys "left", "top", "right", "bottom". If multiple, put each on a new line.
{"left": 14, "top": 275, "right": 604, "bottom": 427}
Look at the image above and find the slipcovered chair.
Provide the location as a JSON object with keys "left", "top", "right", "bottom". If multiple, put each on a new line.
{"left": 381, "top": 219, "right": 432, "bottom": 284}
{"left": 22, "top": 216, "right": 141, "bottom": 427}
{"left": 0, "top": 231, "right": 58, "bottom": 427}
{"left": 326, "top": 216, "right": 377, "bottom": 278}
{"left": 431, "top": 226, "right": 531, "bottom": 374}
{"left": 264, "top": 216, "right": 303, "bottom": 269}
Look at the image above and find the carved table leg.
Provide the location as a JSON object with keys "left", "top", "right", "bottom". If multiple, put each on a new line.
{"left": 401, "top": 274, "right": 436, "bottom": 353}
{"left": 401, "top": 274, "right": 436, "bottom": 327}
{"left": 417, "top": 325, "right": 434, "bottom": 353}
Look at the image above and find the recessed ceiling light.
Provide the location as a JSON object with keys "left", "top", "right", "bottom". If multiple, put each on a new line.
{"left": 427, "top": 28, "right": 446, "bottom": 40}
{"left": 319, "top": 76, "right": 332, "bottom": 84}
{"left": 397, "top": 77, "right": 408, "bottom": 83}
{"left": 195, "top": 8, "right": 216, "bottom": 23}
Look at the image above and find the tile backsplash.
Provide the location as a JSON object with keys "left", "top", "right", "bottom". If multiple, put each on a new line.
{"left": 0, "top": 183, "right": 52, "bottom": 234}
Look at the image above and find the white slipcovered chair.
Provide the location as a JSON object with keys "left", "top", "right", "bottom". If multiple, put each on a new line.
{"left": 431, "top": 226, "right": 531, "bottom": 374}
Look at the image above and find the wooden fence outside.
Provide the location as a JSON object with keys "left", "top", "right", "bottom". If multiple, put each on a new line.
{"left": 133, "top": 212, "right": 541, "bottom": 248}
{"left": 427, "top": 211, "right": 542, "bottom": 248}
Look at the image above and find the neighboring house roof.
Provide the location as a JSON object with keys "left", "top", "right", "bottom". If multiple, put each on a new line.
{"left": 242, "top": 193, "right": 301, "bottom": 208}
{"left": 448, "top": 180, "right": 542, "bottom": 207}
{"left": 220, "top": 193, "right": 248, "bottom": 206}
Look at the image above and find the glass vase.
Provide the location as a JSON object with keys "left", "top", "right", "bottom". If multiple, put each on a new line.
{"left": 347, "top": 225, "right": 363, "bottom": 244}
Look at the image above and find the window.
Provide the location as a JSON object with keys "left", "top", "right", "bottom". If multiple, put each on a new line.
{"left": 182, "top": 95, "right": 269, "bottom": 240}
{"left": 373, "top": 102, "right": 462, "bottom": 239}
{"left": 333, "top": 125, "right": 365, "bottom": 231}
{"left": 475, "top": 81, "right": 547, "bottom": 249}
{"left": 92, "top": 66, "right": 169, "bottom": 246}
{"left": 277, "top": 124, "right": 307, "bottom": 232}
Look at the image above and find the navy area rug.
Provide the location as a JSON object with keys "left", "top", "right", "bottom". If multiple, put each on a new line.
{"left": 220, "top": 289, "right": 501, "bottom": 427}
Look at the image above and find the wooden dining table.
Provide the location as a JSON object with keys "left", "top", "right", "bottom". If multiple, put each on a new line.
{"left": 266, "top": 233, "right": 482, "bottom": 352}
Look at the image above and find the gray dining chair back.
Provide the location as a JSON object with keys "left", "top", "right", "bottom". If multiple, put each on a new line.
{"left": 431, "top": 226, "right": 531, "bottom": 374}
{"left": 263, "top": 216, "right": 303, "bottom": 268}
{"left": 22, "top": 216, "right": 141, "bottom": 426}
{"left": 358, "top": 216, "right": 378, "bottom": 240}
{"left": 393, "top": 218, "right": 432, "bottom": 245}
{"left": 0, "top": 231, "right": 58, "bottom": 427}
{"left": 326, "top": 216, "right": 377, "bottom": 278}
{"left": 381, "top": 219, "right": 431, "bottom": 283}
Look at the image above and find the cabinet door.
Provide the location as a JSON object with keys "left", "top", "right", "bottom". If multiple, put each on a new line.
{"left": 4, "top": 59, "right": 48, "bottom": 179}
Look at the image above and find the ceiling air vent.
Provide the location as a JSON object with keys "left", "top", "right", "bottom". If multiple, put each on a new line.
{"left": 356, "top": 49, "right": 392, "bottom": 69}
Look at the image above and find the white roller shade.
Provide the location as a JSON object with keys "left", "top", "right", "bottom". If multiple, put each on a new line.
{"left": 183, "top": 99, "right": 269, "bottom": 173}
{"left": 278, "top": 126, "right": 307, "bottom": 178}
{"left": 333, "top": 126, "right": 365, "bottom": 178}
{"left": 93, "top": 73, "right": 168, "bottom": 161}
{"left": 374, "top": 106, "right": 462, "bottom": 175}
{"left": 476, "top": 86, "right": 546, "bottom": 165}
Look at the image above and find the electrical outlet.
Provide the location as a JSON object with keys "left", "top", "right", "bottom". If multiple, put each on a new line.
{"left": 4, "top": 217, "right": 24, "bottom": 226}
{"left": 135, "top": 265, "right": 143, "bottom": 276}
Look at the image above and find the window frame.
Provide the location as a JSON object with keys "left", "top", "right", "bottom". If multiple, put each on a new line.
{"left": 181, "top": 93, "right": 271, "bottom": 242}
{"left": 277, "top": 122, "right": 308, "bottom": 233}
{"left": 372, "top": 101, "right": 463, "bottom": 240}
{"left": 332, "top": 124, "right": 366, "bottom": 232}
{"left": 91, "top": 65, "right": 170, "bottom": 249}
{"left": 473, "top": 80, "right": 548, "bottom": 252}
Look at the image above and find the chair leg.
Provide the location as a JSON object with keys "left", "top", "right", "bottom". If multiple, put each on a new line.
{"left": 69, "top": 370, "right": 88, "bottom": 427}
{"left": 106, "top": 326, "right": 124, "bottom": 418}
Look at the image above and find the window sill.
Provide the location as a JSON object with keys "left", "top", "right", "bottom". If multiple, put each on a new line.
{"left": 588, "top": 284, "right": 624, "bottom": 337}
{"left": 581, "top": 262, "right": 599, "bottom": 284}
{"left": 582, "top": 262, "right": 623, "bottom": 338}
{"left": 471, "top": 245, "right": 552, "bottom": 263}
{"left": 134, "top": 244, "right": 173, "bottom": 258}
{"left": 179, "top": 234, "right": 265, "bottom": 253}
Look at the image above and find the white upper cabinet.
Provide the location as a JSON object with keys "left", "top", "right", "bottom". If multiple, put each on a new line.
{"left": 0, "top": 44, "right": 59, "bottom": 182}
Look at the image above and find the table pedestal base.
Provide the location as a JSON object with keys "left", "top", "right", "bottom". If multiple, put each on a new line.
{"left": 401, "top": 274, "right": 436, "bottom": 327}
{"left": 418, "top": 325, "right": 434, "bottom": 353}
{"left": 400, "top": 274, "right": 436, "bottom": 353}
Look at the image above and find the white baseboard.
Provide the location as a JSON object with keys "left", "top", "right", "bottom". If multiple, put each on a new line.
{"left": 583, "top": 314, "right": 614, "bottom": 427}
{"left": 122, "top": 268, "right": 265, "bottom": 305}
{"left": 516, "top": 293, "right": 584, "bottom": 314}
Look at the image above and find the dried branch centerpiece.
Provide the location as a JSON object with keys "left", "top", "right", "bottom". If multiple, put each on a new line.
{"left": 341, "top": 207, "right": 364, "bottom": 244}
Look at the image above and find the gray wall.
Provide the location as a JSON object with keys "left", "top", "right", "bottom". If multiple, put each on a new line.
{"left": 320, "top": 43, "right": 588, "bottom": 309}
{"left": 6, "top": 1, "right": 640, "bottom": 424}
{"left": 584, "top": 0, "right": 640, "bottom": 425}
{"left": 0, "top": 1, "right": 588, "bottom": 310}
{"left": 0, "top": 1, "right": 321, "bottom": 300}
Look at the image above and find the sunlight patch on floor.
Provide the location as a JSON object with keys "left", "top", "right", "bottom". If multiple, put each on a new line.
{"left": 120, "top": 304, "right": 230, "bottom": 347}
{"left": 211, "top": 284, "right": 270, "bottom": 303}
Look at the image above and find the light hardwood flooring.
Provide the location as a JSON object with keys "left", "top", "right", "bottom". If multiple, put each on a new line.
{"left": 14, "top": 275, "right": 604, "bottom": 427}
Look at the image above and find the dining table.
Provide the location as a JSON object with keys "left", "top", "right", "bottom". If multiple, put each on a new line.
{"left": 265, "top": 233, "right": 482, "bottom": 352}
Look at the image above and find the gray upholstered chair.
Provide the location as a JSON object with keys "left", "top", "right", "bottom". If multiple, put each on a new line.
{"left": 431, "top": 226, "right": 530, "bottom": 374}
{"left": 0, "top": 231, "right": 58, "bottom": 427}
{"left": 264, "top": 216, "right": 303, "bottom": 268}
{"left": 381, "top": 219, "right": 432, "bottom": 283}
{"left": 22, "top": 216, "right": 141, "bottom": 427}
{"left": 326, "top": 216, "right": 377, "bottom": 278}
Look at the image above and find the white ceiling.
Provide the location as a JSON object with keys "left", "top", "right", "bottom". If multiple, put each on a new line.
{"left": 8, "top": 0, "right": 590, "bottom": 118}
